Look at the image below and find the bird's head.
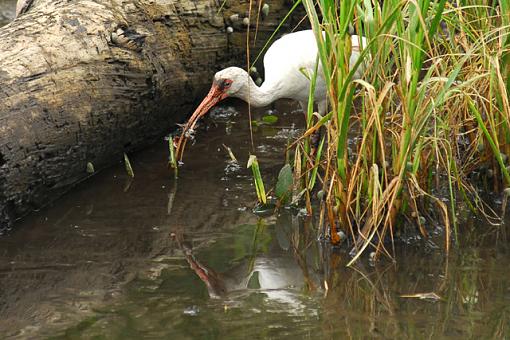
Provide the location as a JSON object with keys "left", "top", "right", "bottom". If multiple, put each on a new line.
{"left": 212, "top": 67, "right": 247, "bottom": 97}
{"left": 175, "top": 67, "right": 249, "bottom": 160}
{"left": 186, "top": 67, "right": 248, "bottom": 125}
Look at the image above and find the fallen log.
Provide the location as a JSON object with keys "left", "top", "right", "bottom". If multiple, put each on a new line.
{"left": 0, "top": 0, "right": 304, "bottom": 231}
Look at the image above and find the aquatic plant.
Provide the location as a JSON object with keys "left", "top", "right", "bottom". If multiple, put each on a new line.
{"left": 291, "top": 0, "right": 510, "bottom": 263}
{"left": 248, "top": 154, "right": 268, "bottom": 205}
{"left": 124, "top": 152, "right": 135, "bottom": 178}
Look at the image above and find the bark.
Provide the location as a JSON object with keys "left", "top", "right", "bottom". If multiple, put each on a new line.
{"left": 0, "top": 0, "right": 304, "bottom": 231}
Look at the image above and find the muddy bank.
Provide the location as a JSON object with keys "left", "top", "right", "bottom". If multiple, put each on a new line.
{"left": 0, "top": 0, "right": 305, "bottom": 231}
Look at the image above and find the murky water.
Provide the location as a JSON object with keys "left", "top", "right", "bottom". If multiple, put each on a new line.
{"left": 0, "top": 98, "right": 508, "bottom": 339}
{"left": 1, "top": 3, "right": 509, "bottom": 338}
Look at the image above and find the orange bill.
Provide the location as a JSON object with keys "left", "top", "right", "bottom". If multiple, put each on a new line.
{"left": 175, "top": 83, "right": 228, "bottom": 161}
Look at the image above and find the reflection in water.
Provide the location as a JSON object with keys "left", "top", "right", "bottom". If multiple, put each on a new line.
{"left": 0, "top": 99, "right": 508, "bottom": 338}
{"left": 174, "top": 215, "right": 322, "bottom": 307}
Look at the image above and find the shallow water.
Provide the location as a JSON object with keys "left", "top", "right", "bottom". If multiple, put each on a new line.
{"left": 1, "top": 2, "right": 509, "bottom": 338}
{"left": 0, "top": 99, "right": 508, "bottom": 339}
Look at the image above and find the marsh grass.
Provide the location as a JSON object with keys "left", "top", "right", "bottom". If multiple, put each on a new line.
{"left": 288, "top": 0, "right": 510, "bottom": 263}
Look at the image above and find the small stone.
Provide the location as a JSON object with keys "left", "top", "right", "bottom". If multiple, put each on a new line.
{"left": 229, "top": 14, "right": 239, "bottom": 23}
{"left": 255, "top": 77, "right": 263, "bottom": 86}
{"left": 418, "top": 216, "right": 426, "bottom": 225}
{"left": 249, "top": 66, "right": 258, "bottom": 75}
{"left": 86, "top": 162, "right": 95, "bottom": 174}
{"left": 226, "top": 26, "right": 234, "bottom": 34}
{"left": 316, "top": 190, "right": 325, "bottom": 200}
{"left": 262, "top": 3, "right": 269, "bottom": 17}
{"left": 242, "top": 17, "right": 250, "bottom": 27}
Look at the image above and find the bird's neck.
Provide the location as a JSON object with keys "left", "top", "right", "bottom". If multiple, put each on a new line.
{"left": 234, "top": 74, "right": 278, "bottom": 108}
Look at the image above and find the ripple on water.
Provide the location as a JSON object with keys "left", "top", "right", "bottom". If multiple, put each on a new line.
{"left": 267, "top": 125, "right": 301, "bottom": 140}
{"left": 224, "top": 160, "right": 242, "bottom": 176}
{"left": 209, "top": 105, "right": 239, "bottom": 121}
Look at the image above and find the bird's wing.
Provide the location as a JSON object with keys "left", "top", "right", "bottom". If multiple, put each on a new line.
{"left": 262, "top": 30, "right": 325, "bottom": 102}
{"left": 261, "top": 31, "right": 367, "bottom": 102}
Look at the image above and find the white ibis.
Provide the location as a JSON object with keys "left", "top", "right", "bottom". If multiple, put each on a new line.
{"left": 176, "top": 29, "right": 366, "bottom": 159}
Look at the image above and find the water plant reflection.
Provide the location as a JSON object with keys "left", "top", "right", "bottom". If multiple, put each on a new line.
{"left": 172, "top": 210, "right": 508, "bottom": 339}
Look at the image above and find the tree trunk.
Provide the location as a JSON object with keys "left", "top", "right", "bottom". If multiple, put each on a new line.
{"left": 0, "top": 0, "right": 304, "bottom": 231}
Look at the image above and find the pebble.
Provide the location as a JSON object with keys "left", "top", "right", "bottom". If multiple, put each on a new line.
{"left": 230, "top": 14, "right": 239, "bottom": 23}
{"left": 262, "top": 3, "right": 270, "bottom": 17}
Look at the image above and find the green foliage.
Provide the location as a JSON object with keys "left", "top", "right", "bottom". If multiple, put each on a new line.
{"left": 247, "top": 155, "right": 267, "bottom": 204}
{"left": 295, "top": 0, "right": 510, "bottom": 262}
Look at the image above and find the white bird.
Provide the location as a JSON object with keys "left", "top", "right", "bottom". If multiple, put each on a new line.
{"left": 176, "top": 29, "right": 366, "bottom": 159}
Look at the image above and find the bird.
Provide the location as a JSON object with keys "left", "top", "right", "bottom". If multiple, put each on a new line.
{"left": 176, "top": 29, "right": 366, "bottom": 160}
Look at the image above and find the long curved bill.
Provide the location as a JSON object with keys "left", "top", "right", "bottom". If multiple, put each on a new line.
{"left": 175, "top": 83, "right": 227, "bottom": 161}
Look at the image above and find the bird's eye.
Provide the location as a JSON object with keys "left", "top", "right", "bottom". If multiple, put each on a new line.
{"left": 221, "top": 79, "right": 232, "bottom": 89}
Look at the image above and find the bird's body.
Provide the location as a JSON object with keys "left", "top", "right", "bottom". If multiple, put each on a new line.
{"left": 176, "top": 30, "right": 367, "bottom": 159}
{"left": 221, "top": 30, "right": 366, "bottom": 110}
{"left": 250, "top": 30, "right": 329, "bottom": 106}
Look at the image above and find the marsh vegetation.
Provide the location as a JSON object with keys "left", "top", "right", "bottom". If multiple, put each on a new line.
{"left": 243, "top": 0, "right": 510, "bottom": 262}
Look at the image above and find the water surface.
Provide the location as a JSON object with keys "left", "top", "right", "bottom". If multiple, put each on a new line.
{"left": 0, "top": 100, "right": 508, "bottom": 339}
{"left": 0, "top": 2, "right": 508, "bottom": 337}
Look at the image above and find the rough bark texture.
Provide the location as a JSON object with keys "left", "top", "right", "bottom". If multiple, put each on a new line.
{"left": 0, "top": 0, "right": 305, "bottom": 231}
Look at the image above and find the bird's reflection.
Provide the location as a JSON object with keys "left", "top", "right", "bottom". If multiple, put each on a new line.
{"left": 173, "top": 213, "right": 324, "bottom": 305}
